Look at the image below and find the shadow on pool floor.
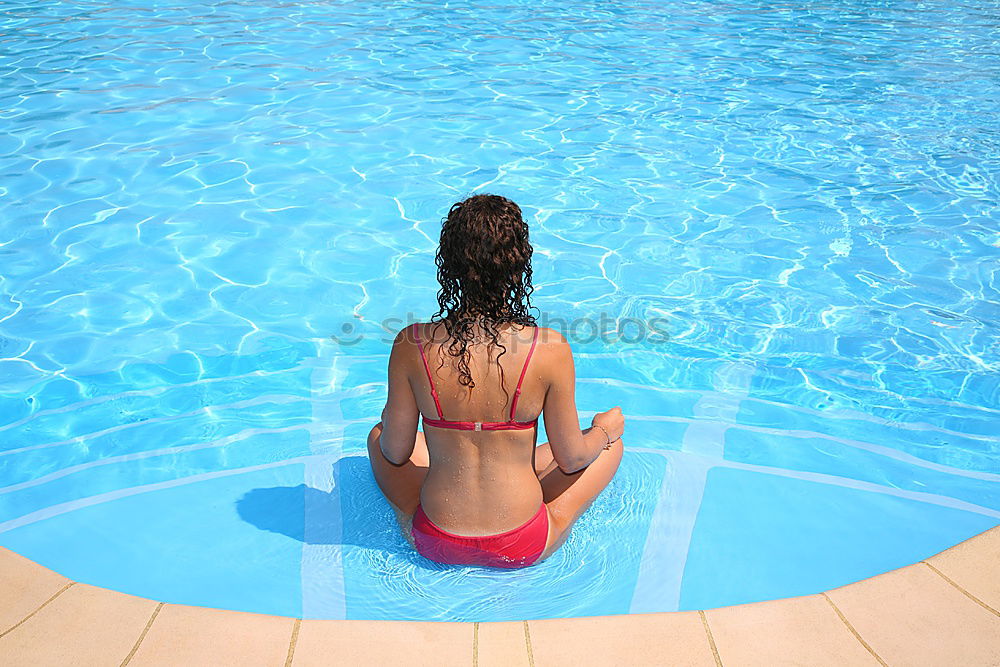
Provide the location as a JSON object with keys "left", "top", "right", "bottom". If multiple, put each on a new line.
{"left": 236, "top": 455, "right": 435, "bottom": 568}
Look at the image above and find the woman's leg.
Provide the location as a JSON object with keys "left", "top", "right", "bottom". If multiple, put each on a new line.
{"left": 533, "top": 439, "right": 624, "bottom": 560}
{"left": 367, "top": 423, "right": 429, "bottom": 541}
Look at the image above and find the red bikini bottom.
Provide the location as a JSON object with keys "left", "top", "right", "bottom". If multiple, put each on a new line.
{"left": 411, "top": 504, "right": 549, "bottom": 569}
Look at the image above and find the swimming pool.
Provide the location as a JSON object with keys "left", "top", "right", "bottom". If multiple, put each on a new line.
{"left": 1, "top": 0, "right": 998, "bottom": 621}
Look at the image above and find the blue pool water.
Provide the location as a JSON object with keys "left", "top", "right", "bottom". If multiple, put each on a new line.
{"left": 1, "top": 0, "right": 999, "bottom": 621}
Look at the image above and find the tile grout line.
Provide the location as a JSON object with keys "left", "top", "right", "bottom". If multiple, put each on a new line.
{"left": 698, "top": 610, "right": 723, "bottom": 667}
{"left": 921, "top": 561, "right": 1000, "bottom": 618}
{"left": 120, "top": 601, "right": 164, "bottom": 666}
{"left": 821, "top": 593, "right": 888, "bottom": 667}
{"left": 472, "top": 621, "right": 479, "bottom": 667}
{"left": 284, "top": 618, "right": 302, "bottom": 667}
{"left": 522, "top": 620, "right": 535, "bottom": 667}
{"left": 0, "top": 580, "right": 75, "bottom": 640}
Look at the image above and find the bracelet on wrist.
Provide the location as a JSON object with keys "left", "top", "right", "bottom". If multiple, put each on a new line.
{"left": 593, "top": 423, "right": 620, "bottom": 448}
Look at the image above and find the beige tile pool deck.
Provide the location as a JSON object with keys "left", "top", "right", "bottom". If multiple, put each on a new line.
{"left": 1, "top": 526, "right": 998, "bottom": 666}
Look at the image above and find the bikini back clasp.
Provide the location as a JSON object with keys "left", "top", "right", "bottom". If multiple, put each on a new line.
{"left": 412, "top": 324, "right": 539, "bottom": 431}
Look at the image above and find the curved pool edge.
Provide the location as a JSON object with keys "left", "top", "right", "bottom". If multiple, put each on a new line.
{"left": 1, "top": 526, "right": 998, "bottom": 666}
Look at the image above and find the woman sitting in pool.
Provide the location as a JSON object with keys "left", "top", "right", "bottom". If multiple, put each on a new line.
{"left": 368, "top": 193, "right": 624, "bottom": 568}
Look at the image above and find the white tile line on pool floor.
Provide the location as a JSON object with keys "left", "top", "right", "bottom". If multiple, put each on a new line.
{"left": 629, "top": 361, "right": 755, "bottom": 613}
{"left": 303, "top": 339, "right": 347, "bottom": 619}
{"left": 621, "top": 447, "right": 1000, "bottom": 520}
{"left": 0, "top": 401, "right": 308, "bottom": 494}
{"left": 621, "top": 414, "right": 1000, "bottom": 483}
{"left": 0, "top": 453, "right": 318, "bottom": 534}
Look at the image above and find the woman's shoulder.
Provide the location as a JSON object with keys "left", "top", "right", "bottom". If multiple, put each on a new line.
{"left": 391, "top": 321, "right": 449, "bottom": 347}
{"left": 532, "top": 325, "right": 566, "bottom": 343}
{"left": 531, "top": 326, "right": 572, "bottom": 356}
{"left": 390, "top": 322, "right": 421, "bottom": 347}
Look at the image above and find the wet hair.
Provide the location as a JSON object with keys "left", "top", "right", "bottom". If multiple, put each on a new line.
{"left": 431, "top": 193, "right": 537, "bottom": 391}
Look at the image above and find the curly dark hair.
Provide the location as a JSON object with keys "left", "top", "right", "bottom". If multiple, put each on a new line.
{"left": 431, "top": 193, "right": 537, "bottom": 392}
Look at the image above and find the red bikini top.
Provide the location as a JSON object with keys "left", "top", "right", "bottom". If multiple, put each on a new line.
{"left": 412, "top": 323, "right": 539, "bottom": 432}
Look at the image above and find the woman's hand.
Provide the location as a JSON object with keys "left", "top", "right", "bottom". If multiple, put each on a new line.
{"left": 592, "top": 406, "right": 625, "bottom": 447}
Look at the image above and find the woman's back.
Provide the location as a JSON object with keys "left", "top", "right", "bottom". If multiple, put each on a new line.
{"left": 409, "top": 322, "right": 548, "bottom": 536}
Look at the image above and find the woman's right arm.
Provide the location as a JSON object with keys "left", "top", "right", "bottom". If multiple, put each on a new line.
{"left": 541, "top": 330, "right": 625, "bottom": 474}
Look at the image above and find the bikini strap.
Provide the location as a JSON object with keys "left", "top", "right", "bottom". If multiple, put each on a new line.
{"left": 412, "top": 324, "right": 444, "bottom": 420}
{"left": 509, "top": 327, "right": 539, "bottom": 422}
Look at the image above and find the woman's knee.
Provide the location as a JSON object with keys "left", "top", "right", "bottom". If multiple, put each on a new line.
{"left": 366, "top": 422, "right": 384, "bottom": 453}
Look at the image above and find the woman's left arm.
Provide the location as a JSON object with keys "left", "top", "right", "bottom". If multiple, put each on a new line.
{"left": 378, "top": 328, "right": 420, "bottom": 465}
